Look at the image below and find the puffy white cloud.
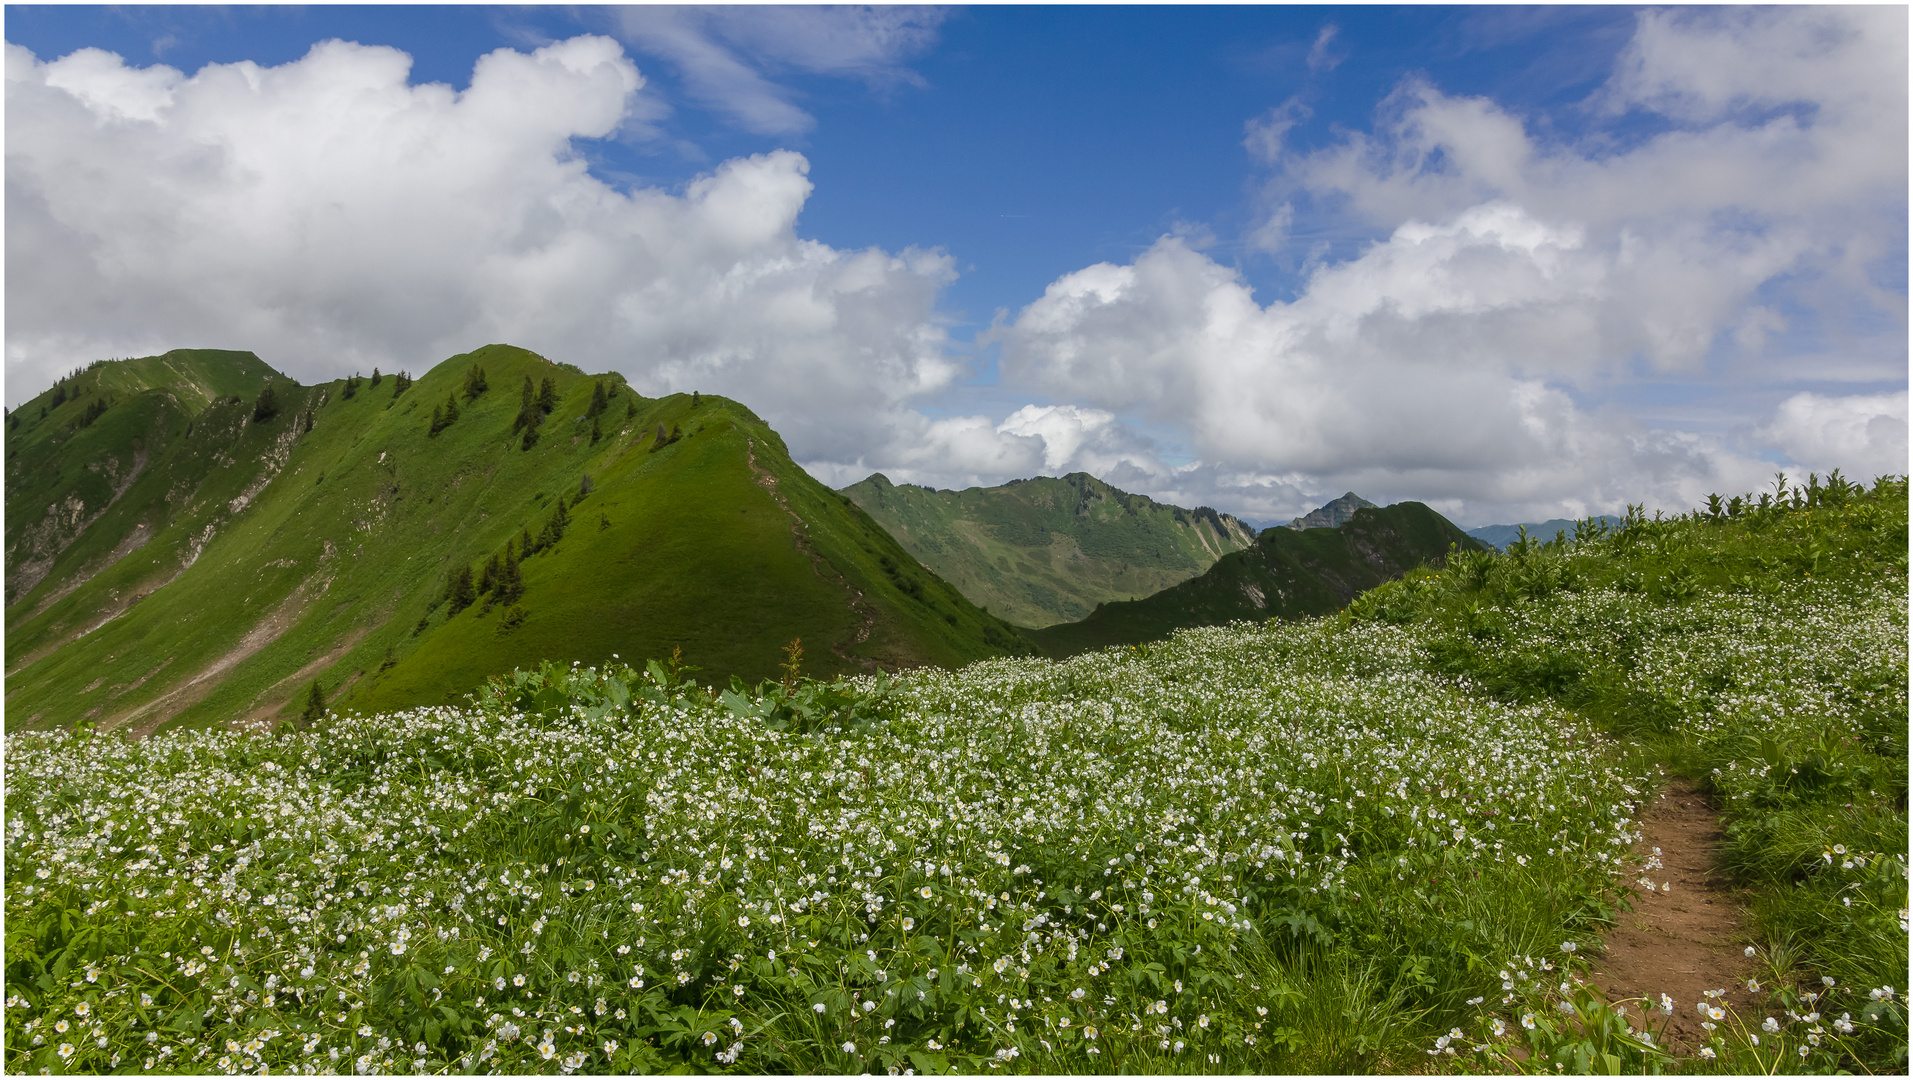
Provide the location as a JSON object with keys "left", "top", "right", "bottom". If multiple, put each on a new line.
{"left": 5, "top": 36, "right": 960, "bottom": 461}
{"left": 995, "top": 6, "right": 1904, "bottom": 524}
{"left": 1759, "top": 392, "right": 1909, "bottom": 481}
{"left": 996, "top": 230, "right": 1780, "bottom": 523}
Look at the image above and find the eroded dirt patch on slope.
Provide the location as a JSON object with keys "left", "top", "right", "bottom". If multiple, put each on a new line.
{"left": 101, "top": 578, "right": 323, "bottom": 739}
{"left": 1590, "top": 777, "right": 1762, "bottom": 1054}
{"left": 745, "top": 436, "right": 881, "bottom": 671}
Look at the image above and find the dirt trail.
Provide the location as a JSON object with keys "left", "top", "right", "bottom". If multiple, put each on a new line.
{"left": 743, "top": 436, "right": 881, "bottom": 671}
{"left": 1590, "top": 777, "right": 1763, "bottom": 1054}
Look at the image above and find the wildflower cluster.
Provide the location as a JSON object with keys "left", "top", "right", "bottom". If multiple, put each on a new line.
{"left": 5, "top": 471, "right": 1903, "bottom": 1074}
{"left": 7, "top": 622, "right": 1648, "bottom": 1074}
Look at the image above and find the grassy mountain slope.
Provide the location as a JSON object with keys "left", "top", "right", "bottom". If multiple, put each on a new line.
{"left": 841, "top": 471, "right": 1257, "bottom": 627}
{"left": 4, "top": 349, "right": 283, "bottom": 608}
{"left": 4, "top": 345, "right": 1031, "bottom": 734}
{"left": 1028, "top": 501, "right": 1482, "bottom": 656}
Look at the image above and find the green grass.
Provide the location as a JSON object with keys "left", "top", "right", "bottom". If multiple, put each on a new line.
{"left": 841, "top": 472, "right": 1256, "bottom": 627}
{"left": 5, "top": 373, "right": 1903, "bottom": 1075}
{"left": 1345, "top": 472, "right": 1908, "bottom": 1073}
{"left": 1029, "top": 500, "right": 1484, "bottom": 656}
{"left": 3, "top": 349, "right": 281, "bottom": 609}
{"left": 5, "top": 346, "right": 1032, "bottom": 734}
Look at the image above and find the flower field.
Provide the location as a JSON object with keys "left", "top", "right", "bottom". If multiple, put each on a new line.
{"left": 6, "top": 473, "right": 1906, "bottom": 1074}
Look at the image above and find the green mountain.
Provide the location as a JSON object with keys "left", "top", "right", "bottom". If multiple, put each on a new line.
{"left": 840, "top": 471, "right": 1257, "bottom": 628}
{"left": 4, "top": 345, "right": 1032, "bottom": 735}
{"left": 1027, "top": 501, "right": 1484, "bottom": 656}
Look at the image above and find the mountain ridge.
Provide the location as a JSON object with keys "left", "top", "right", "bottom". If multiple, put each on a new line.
{"left": 5, "top": 345, "right": 1032, "bottom": 734}
{"left": 1287, "top": 491, "right": 1378, "bottom": 530}
{"left": 840, "top": 471, "right": 1257, "bottom": 627}
{"left": 1466, "top": 516, "right": 1625, "bottom": 551}
{"left": 1028, "top": 501, "right": 1484, "bottom": 657}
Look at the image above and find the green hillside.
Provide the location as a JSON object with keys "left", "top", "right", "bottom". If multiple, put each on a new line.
{"left": 841, "top": 471, "right": 1256, "bottom": 627}
{"left": 4, "top": 345, "right": 1032, "bottom": 735}
{"left": 1029, "top": 500, "right": 1482, "bottom": 656}
{"left": 4, "top": 349, "right": 284, "bottom": 607}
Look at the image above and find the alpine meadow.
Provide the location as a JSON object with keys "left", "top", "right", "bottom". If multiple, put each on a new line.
{"left": 5, "top": 5, "right": 1910, "bottom": 1079}
{"left": 5, "top": 365, "right": 1907, "bottom": 1072}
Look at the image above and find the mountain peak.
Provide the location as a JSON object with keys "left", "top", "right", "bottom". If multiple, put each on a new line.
{"left": 1286, "top": 492, "right": 1378, "bottom": 531}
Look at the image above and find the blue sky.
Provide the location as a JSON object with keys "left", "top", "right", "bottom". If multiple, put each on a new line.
{"left": 6, "top": 5, "right": 1906, "bottom": 525}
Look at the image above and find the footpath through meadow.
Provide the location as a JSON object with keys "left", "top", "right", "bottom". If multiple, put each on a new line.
{"left": 1593, "top": 778, "right": 1761, "bottom": 1054}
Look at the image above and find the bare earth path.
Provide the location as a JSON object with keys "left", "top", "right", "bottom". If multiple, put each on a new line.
{"left": 1590, "top": 777, "right": 1763, "bottom": 1054}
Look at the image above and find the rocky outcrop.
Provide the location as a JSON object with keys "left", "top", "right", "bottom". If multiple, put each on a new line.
{"left": 1287, "top": 492, "right": 1377, "bottom": 531}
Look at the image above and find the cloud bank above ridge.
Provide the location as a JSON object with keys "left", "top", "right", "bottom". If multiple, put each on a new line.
{"left": 6, "top": 8, "right": 1905, "bottom": 527}
{"left": 5, "top": 34, "right": 960, "bottom": 463}
{"left": 985, "top": 6, "right": 1907, "bottom": 522}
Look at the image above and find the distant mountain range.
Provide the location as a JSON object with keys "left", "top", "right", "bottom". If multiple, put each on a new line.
{"left": 5, "top": 345, "right": 1031, "bottom": 734}
{"left": 840, "top": 472, "right": 1256, "bottom": 627}
{"left": 1465, "top": 516, "right": 1625, "bottom": 551}
{"left": 1028, "top": 500, "right": 1483, "bottom": 657}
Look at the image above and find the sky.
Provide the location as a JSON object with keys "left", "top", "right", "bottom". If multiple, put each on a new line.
{"left": 6, "top": 5, "right": 1907, "bottom": 527}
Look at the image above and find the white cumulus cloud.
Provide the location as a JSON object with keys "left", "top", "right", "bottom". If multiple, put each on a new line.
{"left": 1759, "top": 392, "right": 1909, "bottom": 481}
{"left": 994, "top": 5, "right": 1905, "bottom": 524}
{"left": 5, "top": 35, "right": 961, "bottom": 462}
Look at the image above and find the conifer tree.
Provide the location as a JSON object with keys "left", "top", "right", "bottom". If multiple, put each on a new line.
{"left": 537, "top": 376, "right": 558, "bottom": 415}
{"left": 587, "top": 381, "right": 608, "bottom": 418}
{"left": 464, "top": 364, "right": 489, "bottom": 401}
{"left": 343, "top": 374, "right": 360, "bottom": 399}
{"left": 300, "top": 680, "right": 327, "bottom": 724}
{"left": 590, "top": 417, "right": 602, "bottom": 444}
{"left": 302, "top": 410, "right": 314, "bottom": 433}
{"left": 479, "top": 553, "right": 501, "bottom": 595}
{"left": 513, "top": 375, "right": 539, "bottom": 434}
{"left": 51, "top": 378, "right": 68, "bottom": 407}
{"left": 501, "top": 547, "right": 523, "bottom": 603}
{"left": 692, "top": 390, "right": 700, "bottom": 407}
{"left": 392, "top": 371, "right": 412, "bottom": 397}
{"left": 371, "top": 367, "right": 383, "bottom": 387}
{"left": 447, "top": 563, "right": 477, "bottom": 615}
{"left": 252, "top": 383, "right": 279, "bottom": 423}
{"left": 430, "top": 390, "right": 460, "bottom": 436}
{"left": 670, "top": 421, "right": 682, "bottom": 441}
{"left": 626, "top": 399, "right": 637, "bottom": 420}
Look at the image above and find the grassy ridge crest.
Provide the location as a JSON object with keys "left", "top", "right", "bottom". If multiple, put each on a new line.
{"left": 841, "top": 471, "right": 1257, "bottom": 628}
{"left": 4, "top": 345, "right": 1031, "bottom": 733}
{"left": 1029, "top": 500, "right": 1484, "bottom": 656}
